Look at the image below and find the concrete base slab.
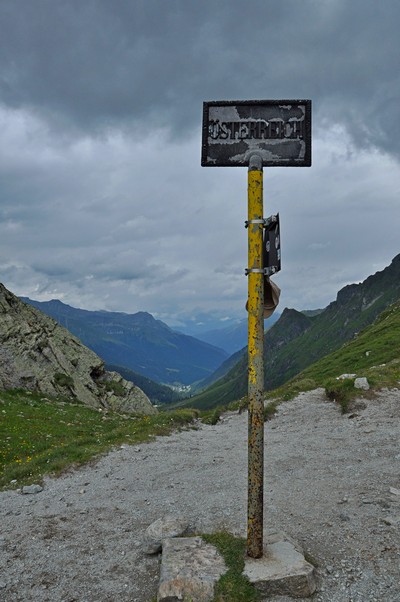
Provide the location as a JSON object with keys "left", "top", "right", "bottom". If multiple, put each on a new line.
{"left": 158, "top": 537, "right": 227, "bottom": 602}
{"left": 244, "top": 533, "right": 317, "bottom": 598}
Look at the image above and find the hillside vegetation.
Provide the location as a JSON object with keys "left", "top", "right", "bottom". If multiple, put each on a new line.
{"left": 270, "top": 300, "right": 400, "bottom": 405}
{"left": 0, "top": 390, "right": 197, "bottom": 491}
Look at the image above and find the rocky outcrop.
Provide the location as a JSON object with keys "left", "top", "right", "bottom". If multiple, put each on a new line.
{"left": 0, "top": 283, "right": 156, "bottom": 415}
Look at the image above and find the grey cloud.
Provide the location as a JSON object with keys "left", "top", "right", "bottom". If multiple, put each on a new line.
{"left": 1, "top": 1, "right": 400, "bottom": 156}
{"left": 1, "top": 1, "right": 400, "bottom": 326}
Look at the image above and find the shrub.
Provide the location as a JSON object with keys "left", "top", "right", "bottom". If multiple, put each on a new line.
{"left": 54, "top": 372, "right": 74, "bottom": 389}
{"left": 263, "top": 400, "right": 279, "bottom": 421}
{"left": 201, "top": 408, "right": 222, "bottom": 425}
{"left": 104, "top": 380, "right": 125, "bottom": 397}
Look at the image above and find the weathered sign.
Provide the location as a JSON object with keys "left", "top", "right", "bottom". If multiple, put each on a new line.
{"left": 202, "top": 99, "right": 311, "bottom": 167}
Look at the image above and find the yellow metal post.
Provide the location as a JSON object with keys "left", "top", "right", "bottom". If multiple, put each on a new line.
{"left": 247, "top": 154, "right": 265, "bottom": 558}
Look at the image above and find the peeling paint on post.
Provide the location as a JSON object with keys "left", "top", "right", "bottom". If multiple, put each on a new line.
{"left": 247, "top": 154, "right": 265, "bottom": 558}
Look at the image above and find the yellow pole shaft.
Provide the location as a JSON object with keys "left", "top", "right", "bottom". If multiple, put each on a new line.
{"left": 247, "top": 155, "right": 265, "bottom": 558}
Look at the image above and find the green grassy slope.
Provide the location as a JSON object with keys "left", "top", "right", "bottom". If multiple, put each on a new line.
{"left": 0, "top": 390, "right": 197, "bottom": 490}
{"left": 271, "top": 300, "right": 400, "bottom": 400}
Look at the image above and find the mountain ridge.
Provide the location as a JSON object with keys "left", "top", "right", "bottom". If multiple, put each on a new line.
{"left": 21, "top": 298, "right": 228, "bottom": 386}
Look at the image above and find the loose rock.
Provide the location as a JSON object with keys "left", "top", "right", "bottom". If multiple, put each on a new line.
{"left": 354, "top": 377, "right": 370, "bottom": 390}
{"left": 21, "top": 484, "right": 43, "bottom": 495}
{"left": 158, "top": 537, "right": 227, "bottom": 602}
{"left": 143, "top": 515, "right": 190, "bottom": 554}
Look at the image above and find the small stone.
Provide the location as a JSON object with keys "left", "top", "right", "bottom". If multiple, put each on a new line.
{"left": 21, "top": 484, "right": 43, "bottom": 495}
{"left": 354, "top": 377, "right": 370, "bottom": 390}
{"left": 389, "top": 486, "right": 400, "bottom": 496}
{"left": 337, "top": 374, "right": 356, "bottom": 380}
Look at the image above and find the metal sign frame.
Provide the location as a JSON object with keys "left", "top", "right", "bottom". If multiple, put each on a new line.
{"left": 263, "top": 214, "right": 281, "bottom": 276}
{"left": 202, "top": 99, "right": 311, "bottom": 167}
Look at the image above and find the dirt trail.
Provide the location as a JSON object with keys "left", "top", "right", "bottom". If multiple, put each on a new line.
{"left": 1, "top": 388, "right": 399, "bottom": 601}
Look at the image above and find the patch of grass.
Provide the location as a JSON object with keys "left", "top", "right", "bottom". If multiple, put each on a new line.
{"left": 325, "top": 378, "right": 357, "bottom": 414}
{"left": 203, "top": 532, "right": 260, "bottom": 601}
{"left": 263, "top": 400, "right": 280, "bottom": 421}
{"left": 103, "top": 380, "right": 125, "bottom": 396}
{"left": 0, "top": 389, "right": 197, "bottom": 490}
{"left": 201, "top": 408, "right": 221, "bottom": 425}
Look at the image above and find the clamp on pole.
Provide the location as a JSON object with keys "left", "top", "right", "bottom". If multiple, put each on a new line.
{"left": 245, "top": 268, "right": 264, "bottom": 275}
{"left": 245, "top": 215, "right": 278, "bottom": 228}
{"left": 245, "top": 267, "right": 277, "bottom": 276}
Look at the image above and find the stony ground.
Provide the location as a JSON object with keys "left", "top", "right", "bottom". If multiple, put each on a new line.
{"left": 1, "top": 388, "right": 399, "bottom": 601}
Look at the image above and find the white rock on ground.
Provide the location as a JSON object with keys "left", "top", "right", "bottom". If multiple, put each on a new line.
{"left": 354, "top": 377, "right": 370, "bottom": 390}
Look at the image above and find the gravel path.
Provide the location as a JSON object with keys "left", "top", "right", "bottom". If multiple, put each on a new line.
{"left": 1, "top": 388, "right": 399, "bottom": 601}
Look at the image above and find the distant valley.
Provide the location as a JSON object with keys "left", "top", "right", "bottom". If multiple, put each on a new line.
{"left": 191, "top": 313, "right": 280, "bottom": 354}
{"left": 21, "top": 298, "right": 228, "bottom": 389}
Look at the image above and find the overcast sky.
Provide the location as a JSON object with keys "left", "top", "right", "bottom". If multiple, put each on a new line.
{"left": 1, "top": 0, "right": 400, "bottom": 330}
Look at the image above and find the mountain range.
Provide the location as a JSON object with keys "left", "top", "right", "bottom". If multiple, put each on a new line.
{"left": 21, "top": 299, "right": 228, "bottom": 387}
{"left": 181, "top": 254, "right": 400, "bottom": 409}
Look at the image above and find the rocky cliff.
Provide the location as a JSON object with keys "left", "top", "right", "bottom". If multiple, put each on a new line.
{"left": 0, "top": 283, "right": 156, "bottom": 415}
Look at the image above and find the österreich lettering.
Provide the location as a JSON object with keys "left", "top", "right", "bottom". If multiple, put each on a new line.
{"left": 201, "top": 100, "right": 311, "bottom": 167}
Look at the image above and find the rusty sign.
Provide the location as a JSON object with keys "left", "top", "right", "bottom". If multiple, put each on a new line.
{"left": 201, "top": 99, "right": 311, "bottom": 167}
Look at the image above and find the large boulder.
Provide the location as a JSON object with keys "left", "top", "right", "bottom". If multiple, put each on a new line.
{"left": 0, "top": 283, "right": 156, "bottom": 415}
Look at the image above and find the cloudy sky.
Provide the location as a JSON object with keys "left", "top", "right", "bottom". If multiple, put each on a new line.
{"left": 1, "top": 0, "right": 400, "bottom": 331}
